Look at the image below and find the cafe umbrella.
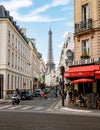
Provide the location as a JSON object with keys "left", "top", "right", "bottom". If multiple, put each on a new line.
{"left": 71, "top": 78, "right": 95, "bottom": 95}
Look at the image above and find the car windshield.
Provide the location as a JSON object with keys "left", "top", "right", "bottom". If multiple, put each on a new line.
{"left": 21, "top": 92, "right": 26, "bottom": 94}
{"left": 21, "top": 91, "right": 32, "bottom": 94}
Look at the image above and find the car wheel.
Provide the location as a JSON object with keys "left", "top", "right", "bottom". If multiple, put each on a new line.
{"left": 12, "top": 101, "right": 15, "bottom": 105}
{"left": 29, "top": 96, "right": 33, "bottom": 100}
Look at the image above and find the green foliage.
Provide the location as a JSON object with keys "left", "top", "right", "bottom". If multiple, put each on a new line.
{"left": 80, "top": 53, "right": 90, "bottom": 59}
{"left": 66, "top": 85, "right": 74, "bottom": 90}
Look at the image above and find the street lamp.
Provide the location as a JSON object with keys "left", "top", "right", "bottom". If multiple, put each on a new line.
{"left": 60, "top": 66, "right": 65, "bottom": 106}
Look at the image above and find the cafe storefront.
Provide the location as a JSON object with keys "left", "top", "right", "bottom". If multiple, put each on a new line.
{"left": 64, "top": 64, "right": 100, "bottom": 108}
{"left": 64, "top": 64, "right": 100, "bottom": 94}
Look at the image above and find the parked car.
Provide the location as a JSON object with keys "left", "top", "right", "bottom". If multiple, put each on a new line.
{"left": 20, "top": 90, "right": 33, "bottom": 100}
{"left": 33, "top": 89, "right": 44, "bottom": 97}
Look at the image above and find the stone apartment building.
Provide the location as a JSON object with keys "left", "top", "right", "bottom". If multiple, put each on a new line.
{"left": 57, "top": 32, "right": 74, "bottom": 84}
{"left": 28, "top": 39, "right": 42, "bottom": 91}
{"left": 59, "top": 32, "right": 74, "bottom": 69}
{"left": 64, "top": 0, "right": 100, "bottom": 95}
{"left": 74, "top": 0, "right": 100, "bottom": 60}
{"left": 0, "top": 5, "right": 43, "bottom": 99}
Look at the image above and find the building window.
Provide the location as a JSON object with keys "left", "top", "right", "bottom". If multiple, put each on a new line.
{"left": 15, "top": 76, "right": 16, "bottom": 89}
{"left": 23, "top": 60, "right": 24, "bottom": 72}
{"left": 18, "top": 56, "right": 20, "bottom": 70}
{"left": 21, "top": 44, "right": 22, "bottom": 54}
{"left": 18, "top": 77, "right": 19, "bottom": 88}
{"left": 12, "top": 52, "right": 14, "bottom": 67}
{"left": 21, "top": 58, "right": 22, "bottom": 71}
{"left": 12, "top": 35, "right": 14, "bottom": 47}
{"left": 11, "top": 75, "right": 13, "bottom": 89}
{"left": 7, "top": 74, "right": 9, "bottom": 89}
{"left": 8, "top": 49, "right": 10, "bottom": 65}
{"left": 18, "top": 41, "right": 20, "bottom": 51}
{"left": 15, "top": 38, "right": 17, "bottom": 49}
{"left": 82, "top": 40, "right": 90, "bottom": 55}
{"left": 15, "top": 54, "right": 17, "bottom": 68}
{"left": 20, "top": 77, "right": 22, "bottom": 89}
{"left": 8, "top": 30, "right": 10, "bottom": 42}
{"left": 82, "top": 4, "right": 89, "bottom": 21}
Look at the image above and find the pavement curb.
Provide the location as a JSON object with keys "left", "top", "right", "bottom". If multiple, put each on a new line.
{"left": 0, "top": 99, "right": 11, "bottom": 104}
{"left": 55, "top": 100, "right": 100, "bottom": 114}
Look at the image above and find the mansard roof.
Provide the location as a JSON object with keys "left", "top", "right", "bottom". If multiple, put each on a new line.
{"left": 0, "top": 5, "right": 29, "bottom": 44}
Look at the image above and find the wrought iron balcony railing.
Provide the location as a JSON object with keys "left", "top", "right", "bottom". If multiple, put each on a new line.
{"left": 75, "top": 19, "right": 92, "bottom": 33}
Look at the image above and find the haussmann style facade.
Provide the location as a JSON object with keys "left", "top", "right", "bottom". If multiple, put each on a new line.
{"left": 0, "top": 5, "right": 44, "bottom": 99}
{"left": 64, "top": 0, "right": 100, "bottom": 107}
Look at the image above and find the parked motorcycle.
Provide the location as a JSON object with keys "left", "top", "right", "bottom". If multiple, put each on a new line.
{"left": 11, "top": 95, "right": 20, "bottom": 105}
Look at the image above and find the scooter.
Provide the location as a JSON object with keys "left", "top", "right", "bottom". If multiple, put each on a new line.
{"left": 11, "top": 95, "right": 20, "bottom": 105}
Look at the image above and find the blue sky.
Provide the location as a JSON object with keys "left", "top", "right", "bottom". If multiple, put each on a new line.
{"left": 0, "top": 0, "right": 74, "bottom": 65}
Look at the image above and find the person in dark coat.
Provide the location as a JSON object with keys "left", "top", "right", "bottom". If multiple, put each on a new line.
{"left": 68, "top": 88, "right": 72, "bottom": 103}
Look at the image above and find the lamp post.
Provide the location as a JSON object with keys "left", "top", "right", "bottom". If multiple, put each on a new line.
{"left": 60, "top": 66, "right": 65, "bottom": 106}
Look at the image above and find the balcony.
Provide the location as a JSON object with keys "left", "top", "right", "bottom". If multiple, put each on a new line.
{"left": 80, "top": 54, "right": 90, "bottom": 59}
{"left": 75, "top": 19, "right": 93, "bottom": 35}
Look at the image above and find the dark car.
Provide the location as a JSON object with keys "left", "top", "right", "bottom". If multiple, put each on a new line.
{"left": 33, "top": 89, "right": 43, "bottom": 97}
{"left": 20, "top": 90, "right": 33, "bottom": 100}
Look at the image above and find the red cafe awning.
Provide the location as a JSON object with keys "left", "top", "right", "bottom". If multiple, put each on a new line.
{"left": 64, "top": 65, "right": 100, "bottom": 78}
{"left": 71, "top": 78, "right": 95, "bottom": 84}
{"left": 95, "top": 71, "right": 100, "bottom": 79}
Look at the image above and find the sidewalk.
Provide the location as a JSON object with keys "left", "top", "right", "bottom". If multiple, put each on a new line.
{"left": 0, "top": 99, "right": 11, "bottom": 104}
{"left": 57, "top": 100, "right": 100, "bottom": 115}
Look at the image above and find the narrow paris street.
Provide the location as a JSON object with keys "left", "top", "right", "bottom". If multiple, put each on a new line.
{"left": 0, "top": 97, "right": 61, "bottom": 113}
{"left": 0, "top": 90, "right": 100, "bottom": 130}
{"left": 0, "top": 88, "right": 61, "bottom": 113}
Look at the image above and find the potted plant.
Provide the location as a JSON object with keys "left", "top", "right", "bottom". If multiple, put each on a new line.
{"left": 80, "top": 53, "right": 90, "bottom": 59}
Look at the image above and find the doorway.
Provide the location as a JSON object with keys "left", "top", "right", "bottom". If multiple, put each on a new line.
{"left": 97, "top": 80, "right": 100, "bottom": 95}
{"left": 0, "top": 74, "right": 3, "bottom": 99}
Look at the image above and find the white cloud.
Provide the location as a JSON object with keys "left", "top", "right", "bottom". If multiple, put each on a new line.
{"left": 0, "top": 0, "right": 69, "bottom": 22}
{"left": 0, "top": 0, "right": 33, "bottom": 11}
{"left": 12, "top": 11, "right": 66, "bottom": 22}
{"left": 61, "top": 7, "right": 73, "bottom": 11}
{"left": 52, "top": 0, "right": 70, "bottom": 6}
{"left": 66, "top": 22, "right": 74, "bottom": 27}
{"left": 31, "top": 5, "right": 50, "bottom": 15}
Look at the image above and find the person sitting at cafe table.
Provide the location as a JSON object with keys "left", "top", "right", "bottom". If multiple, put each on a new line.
{"left": 77, "top": 93, "right": 86, "bottom": 107}
{"left": 69, "top": 88, "right": 73, "bottom": 103}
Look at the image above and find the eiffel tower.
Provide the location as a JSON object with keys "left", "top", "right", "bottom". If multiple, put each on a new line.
{"left": 46, "top": 29, "right": 55, "bottom": 74}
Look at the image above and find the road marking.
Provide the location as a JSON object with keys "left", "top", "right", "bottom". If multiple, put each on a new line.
{"left": 20, "top": 106, "right": 33, "bottom": 110}
{"left": 46, "top": 108, "right": 53, "bottom": 111}
{"left": 8, "top": 105, "right": 23, "bottom": 110}
{"left": 33, "top": 106, "right": 44, "bottom": 110}
{"left": 0, "top": 105, "right": 53, "bottom": 112}
{"left": 0, "top": 105, "right": 12, "bottom": 109}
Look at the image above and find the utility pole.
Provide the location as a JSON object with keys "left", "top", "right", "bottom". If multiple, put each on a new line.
{"left": 60, "top": 66, "right": 65, "bottom": 106}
